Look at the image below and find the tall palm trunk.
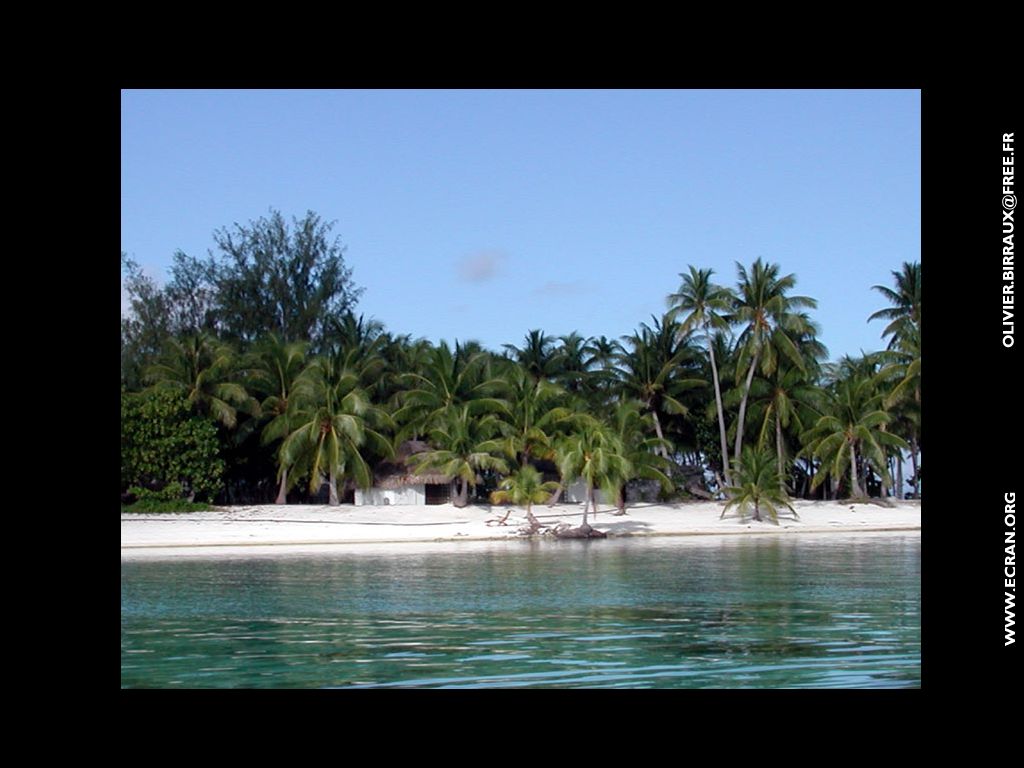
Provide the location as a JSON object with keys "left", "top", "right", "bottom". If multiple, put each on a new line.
{"left": 328, "top": 470, "right": 340, "bottom": 505}
{"left": 910, "top": 435, "right": 920, "bottom": 497}
{"left": 848, "top": 443, "right": 863, "bottom": 498}
{"left": 650, "top": 407, "right": 670, "bottom": 460}
{"left": 776, "top": 416, "right": 785, "bottom": 488}
{"left": 896, "top": 450, "right": 904, "bottom": 500}
{"left": 707, "top": 337, "right": 731, "bottom": 487}
{"left": 583, "top": 484, "right": 591, "bottom": 527}
{"left": 275, "top": 467, "right": 288, "bottom": 504}
{"left": 454, "top": 478, "right": 469, "bottom": 508}
{"left": 734, "top": 346, "right": 761, "bottom": 464}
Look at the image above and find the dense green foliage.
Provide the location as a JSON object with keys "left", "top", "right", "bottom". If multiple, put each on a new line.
{"left": 121, "top": 389, "right": 225, "bottom": 502}
{"left": 122, "top": 209, "right": 921, "bottom": 511}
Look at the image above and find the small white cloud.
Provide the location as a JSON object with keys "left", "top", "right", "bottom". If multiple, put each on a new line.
{"left": 456, "top": 250, "right": 507, "bottom": 283}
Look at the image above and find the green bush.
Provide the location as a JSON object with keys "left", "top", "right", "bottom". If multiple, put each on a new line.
{"left": 121, "top": 389, "right": 225, "bottom": 502}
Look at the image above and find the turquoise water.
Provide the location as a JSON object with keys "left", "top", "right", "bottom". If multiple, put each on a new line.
{"left": 121, "top": 534, "right": 920, "bottom": 688}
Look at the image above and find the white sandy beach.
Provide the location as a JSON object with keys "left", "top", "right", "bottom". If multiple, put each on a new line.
{"left": 121, "top": 499, "right": 921, "bottom": 558}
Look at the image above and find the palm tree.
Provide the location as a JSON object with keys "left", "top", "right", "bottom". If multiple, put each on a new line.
{"left": 554, "top": 331, "right": 592, "bottom": 394}
{"left": 607, "top": 399, "right": 673, "bottom": 514}
{"left": 556, "top": 418, "right": 632, "bottom": 527}
{"left": 490, "top": 465, "right": 561, "bottom": 518}
{"left": 282, "top": 356, "right": 393, "bottom": 505}
{"left": 668, "top": 266, "right": 735, "bottom": 486}
{"left": 800, "top": 371, "right": 908, "bottom": 499}
{"left": 491, "top": 363, "right": 574, "bottom": 468}
{"left": 617, "top": 314, "right": 705, "bottom": 459}
{"left": 392, "top": 341, "right": 507, "bottom": 441}
{"left": 721, "top": 446, "right": 798, "bottom": 524}
{"left": 745, "top": 356, "right": 826, "bottom": 489}
{"left": 503, "top": 329, "right": 562, "bottom": 382}
{"left": 730, "top": 258, "right": 817, "bottom": 467}
{"left": 407, "top": 406, "right": 509, "bottom": 507}
{"left": 145, "top": 333, "right": 256, "bottom": 429}
{"left": 247, "top": 334, "right": 308, "bottom": 503}
{"left": 875, "top": 325, "right": 921, "bottom": 497}
{"left": 869, "top": 262, "right": 921, "bottom": 348}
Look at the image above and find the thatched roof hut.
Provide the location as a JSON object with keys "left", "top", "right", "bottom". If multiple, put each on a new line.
{"left": 372, "top": 440, "right": 453, "bottom": 489}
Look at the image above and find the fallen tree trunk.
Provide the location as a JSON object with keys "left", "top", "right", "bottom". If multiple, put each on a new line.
{"left": 553, "top": 523, "right": 607, "bottom": 539}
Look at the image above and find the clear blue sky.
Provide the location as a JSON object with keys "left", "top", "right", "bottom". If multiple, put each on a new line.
{"left": 121, "top": 89, "right": 920, "bottom": 360}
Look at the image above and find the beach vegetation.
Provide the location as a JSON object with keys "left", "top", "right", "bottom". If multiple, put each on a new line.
{"left": 121, "top": 212, "right": 920, "bottom": 510}
{"left": 721, "top": 446, "right": 797, "bottom": 524}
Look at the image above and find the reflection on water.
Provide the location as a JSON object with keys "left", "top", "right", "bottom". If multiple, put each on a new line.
{"left": 121, "top": 534, "right": 920, "bottom": 688}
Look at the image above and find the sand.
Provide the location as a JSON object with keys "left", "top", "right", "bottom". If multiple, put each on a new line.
{"left": 121, "top": 499, "right": 921, "bottom": 559}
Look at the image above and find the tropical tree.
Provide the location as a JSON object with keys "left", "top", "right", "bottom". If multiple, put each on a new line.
{"left": 556, "top": 418, "right": 632, "bottom": 527}
{"left": 407, "top": 406, "right": 509, "bottom": 507}
{"left": 281, "top": 357, "right": 393, "bottom": 505}
{"left": 616, "top": 314, "right": 705, "bottom": 459}
{"left": 247, "top": 334, "right": 308, "bottom": 503}
{"left": 491, "top": 363, "right": 574, "bottom": 468}
{"left": 875, "top": 324, "right": 921, "bottom": 497}
{"left": 392, "top": 341, "right": 507, "bottom": 440}
{"left": 869, "top": 261, "right": 921, "bottom": 348}
{"left": 800, "top": 370, "right": 908, "bottom": 499}
{"left": 607, "top": 399, "right": 674, "bottom": 513}
{"left": 200, "top": 209, "right": 363, "bottom": 348}
{"left": 668, "top": 266, "right": 735, "bottom": 486}
{"left": 145, "top": 333, "right": 257, "bottom": 429}
{"left": 729, "top": 258, "right": 817, "bottom": 466}
{"left": 503, "top": 329, "right": 562, "bottom": 382}
{"left": 745, "top": 356, "right": 826, "bottom": 489}
{"left": 721, "top": 446, "right": 798, "bottom": 524}
{"left": 490, "top": 465, "right": 561, "bottom": 518}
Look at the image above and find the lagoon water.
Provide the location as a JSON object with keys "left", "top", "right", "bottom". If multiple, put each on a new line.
{"left": 121, "top": 534, "right": 920, "bottom": 688}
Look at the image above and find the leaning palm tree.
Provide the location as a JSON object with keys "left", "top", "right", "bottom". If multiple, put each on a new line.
{"left": 145, "top": 332, "right": 257, "bottom": 429}
{"left": 282, "top": 357, "right": 393, "bottom": 505}
{"left": 407, "top": 406, "right": 509, "bottom": 507}
{"left": 729, "top": 258, "right": 817, "bottom": 466}
{"left": 668, "top": 266, "right": 735, "bottom": 486}
{"left": 490, "top": 465, "right": 561, "bottom": 519}
{"left": 721, "top": 446, "right": 798, "bottom": 524}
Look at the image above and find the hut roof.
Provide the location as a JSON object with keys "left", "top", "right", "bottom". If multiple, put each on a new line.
{"left": 373, "top": 439, "right": 453, "bottom": 489}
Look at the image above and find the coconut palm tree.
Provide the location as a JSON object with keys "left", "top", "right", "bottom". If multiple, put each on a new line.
{"left": 730, "top": 258, "right": 817, "bottom": 467}
{"left": 607, "top": 399, "right": 674, "bottom": 514}
{"left": 392, "top": 341, "right": 507, "bottom": 441}
{"left": 282, "top": 356, "right": 393, "bottom": 505}
{"left": 491, "top": 363, "right": 574, "bottom": 468}
{"left": 556, "top": 418, "right": 632, "bottom": 527}
{"left": 721, "top": 445, "right": 797, "bottom": 524}
{"left": 145, "top": 332, "right": 257, "bottom": 429}
{"left": 668, "top": 266, "right": 735, "bottom": 486}
{"left": 407, "top": 406, "right": 509, "bottom": 507}
{"left": 247, "top": 334, "right": 308, "bottom": 503}
{"left": 869, "top": 261, "right": 921, "bottom": 348}
{"left": 745, "top": 354, "right": 827, "bottom": 489}
{"left": 875, "top": 325, "right": 921, "bottom": 497}
{"left": 800, "top": 371, "right": 908, "bottom": 499}
{"left": 490, "top": 465, "right": 561, "bottom": 518}
{"left": 503, "top": 329, "right": 562, "bottom": 382}
{"left": 616, "top": 314, "right": 705, "bottom": 459}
